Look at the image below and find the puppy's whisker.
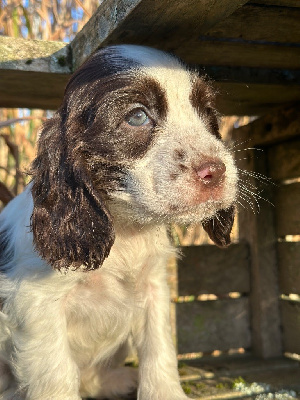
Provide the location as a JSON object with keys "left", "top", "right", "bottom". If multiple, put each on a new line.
{"left": 227, "top": 138, "right": 252, "bottom": 151}
{"left": 237, "top": 191, "right": 258, "bottom": 214}
{"left": 237, "top": 168, "right": 274, "bottom": 185}
{"left": 234, "top": 147, "right": 264, "bottom": 152}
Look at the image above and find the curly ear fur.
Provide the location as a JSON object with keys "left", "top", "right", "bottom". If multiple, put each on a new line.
{"left": 202, "top": 206, "right": 235, "bottom": 247}
{"left": 30, "top": 110, "right": 115, "bottom": 271}
{"left": 29, "top": 49, "right": 143, "bottom": 271}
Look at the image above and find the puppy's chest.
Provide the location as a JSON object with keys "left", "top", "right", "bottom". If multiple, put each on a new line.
{"left": 67, "top": 225, "right": 172, "bottom": 323}
{"left": 66, "top": 226, "right": 172, "bottom": 363}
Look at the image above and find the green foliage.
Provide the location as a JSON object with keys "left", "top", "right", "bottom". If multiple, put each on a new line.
{"left": 232, "top": 376, "right": 247, "bottom": 389}
{"left": 181, "top": 382, "right": 192, "bottom": 394}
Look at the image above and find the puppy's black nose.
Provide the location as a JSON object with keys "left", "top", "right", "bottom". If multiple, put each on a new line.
{"left": 195, "top": 160, "right": 226, "bottom": 186}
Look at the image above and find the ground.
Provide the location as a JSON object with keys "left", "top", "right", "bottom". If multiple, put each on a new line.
{"left": 110, "top": 356, "right": 300, "bottom": 400}
{"left": 178, "top": 356, "right": 300, "bottom": 399}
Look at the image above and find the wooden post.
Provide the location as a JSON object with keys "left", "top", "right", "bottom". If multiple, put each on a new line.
{"left": 232, "top": 122, "right": 282, "bottom": 358}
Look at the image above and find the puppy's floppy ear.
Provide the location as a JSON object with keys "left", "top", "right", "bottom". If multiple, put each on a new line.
{"left": 202, "top": 206, "right": 235, "bottom": 247}
{"left": 30, "top": 111, "right": 115, "bottom": 271}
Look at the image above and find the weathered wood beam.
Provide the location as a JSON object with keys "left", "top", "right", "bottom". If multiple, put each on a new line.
{"left": 211, "top": 68, "right": 300, "bottom": 115}
{"left": 179, "top": 39, "right": 300, "bottom": 70}
{"left": 252, "top": 0, "right": 300, "bottom": 7}
{"left": 0, "top": 36, "right": 71, "bottom": 109}
{"left": 230, "top": 104, "right": 300, "bottom": 145}
{"left": 1, "top": 0, "right": 300, "bottom": 114}
{"left": 281, "top": 301, "right": 300, "bottom": 355}
{"left": 268, "top": 137, "right": 300, "bottom": 181}
{"left": 276, "top": 182, "right": 300, "bottom": 237}
{"left": 216, "top": 82, "right": 300, "bottom": 116}
{"left": 177, "top": 243, "right": 250, "bottom": 296}
{"left": 204, "top": 4, "right": 300, "bottom": 44}
{"left": 70, "top": 0, "right": 249, "bottom": 69}
{"left": 278, "top": 242, "right": 300, "bottom": 295}
{"left": 176, "top": 298, "right": 251, "bottom": 354}
{"left": 0, "top": 36, "right": 71, "bottom": 73}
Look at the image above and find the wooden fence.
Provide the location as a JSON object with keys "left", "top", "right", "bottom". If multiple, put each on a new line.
{"left": 170, "top": 104, "right": 300, "bottom": 360}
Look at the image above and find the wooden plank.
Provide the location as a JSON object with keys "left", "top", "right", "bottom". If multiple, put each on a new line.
{"left": 0, "top": 69, "right": 69, "bottom": 109}
{"left": 0, "top": 36, "right": 71, "bottom": 109}
{"left": 277, "top": 242, "right": 300, "bottom": 295}
{"left": 204, "top": 4, "right": 300, "bottom": 44}
{"left": 216, "top": 83, "right": 300, "bottom": 116}
{"left": 232, "top": 125, "right": 282, "bottom": 358}
{"left": 251, "top": 0, "right": 300, "bottom": 8}
{"left": 231, "top": 105, "right": 300, "bottom": 146}
{"left": 71, "top": 0, "right": 249, "bottom": 69}
{"left": 275, "top": 182, "right": 300, "bottom": 237}
{"left": 178, "top": 40, "right": 300, "bottom": 69}
{"left": 176, "top": 298, "right": 251, "bottom": 354}
{"left": 0, "top": 36, "right": 70, "bottom": 73}
{"left": 177, "top": 243, "right": 250, "bottom": 296}
{"left": 70, "top": 0, "right": 142, "bottom": 70}
{"left": 1, "top": 3, "right": 300, "bottom": 113}
{"left": 205, "top": 66, "right": 300, "bottom": 85}
{"left": 268, "top": 139, "right": 300, "bottom": 181}
{"left": 281, "top": 300, "right": 300, "bottom": 354}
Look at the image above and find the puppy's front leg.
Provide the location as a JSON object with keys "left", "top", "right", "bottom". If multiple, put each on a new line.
{"left": 6, "top": 283, "right": 80, "bottom": 400}
{"left": 133, "top": 269, "right": 189, "bottom": 400}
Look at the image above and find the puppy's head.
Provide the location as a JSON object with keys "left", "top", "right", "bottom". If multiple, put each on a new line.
{"left": 31, "top": 45, "right": 237, "bottom": 271}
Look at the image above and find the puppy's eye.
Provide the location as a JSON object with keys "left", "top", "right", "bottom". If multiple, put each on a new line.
{"left": 126, "top": 109, "right": 150, "bottom": 127}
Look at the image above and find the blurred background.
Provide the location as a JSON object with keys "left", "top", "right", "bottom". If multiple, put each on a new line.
{"left": 0, "top": 0, "right": 99, "bottom": 205}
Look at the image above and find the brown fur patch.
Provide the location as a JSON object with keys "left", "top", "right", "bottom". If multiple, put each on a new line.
{"left": 30, "top": 48, "right": 168, "bottom": 271}
{"left": 190, "top": 76, "right": 221, "bottom": 139}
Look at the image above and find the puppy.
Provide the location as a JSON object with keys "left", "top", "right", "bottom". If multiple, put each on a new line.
{"left": 0, "top": 45, "right": 237, "bottom": 400}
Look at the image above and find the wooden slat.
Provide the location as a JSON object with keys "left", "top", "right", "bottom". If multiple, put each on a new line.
{"left": 0, "top": 69, "right": 69, "bottom": 109}
{"left": 231, "top": 105, "right": 300, "bottom": 146}
{"left": 0, "top": 36, "right": 70, "bottom": 73}
{"left": 1, "top": 1, "right": 300, "bottom": 113}
{"left": 0, "top": 36, "right": 71, "bottom": 109}
{"left": 277, "top": 242, "right": 300, "bottom": 295}
{"left": 70, "top": 0, "right": 141, "bottom": 70}
{"left": 216, "top": 83, "right": 300, "bottom": 116}
{"left": 178, "top": 40, "right": 300, "bottom": 70}
{"left": 205, "top": 66, "right": 300, "bottom": 115}
{"left": 275, "top": 183, "right": 300, "bottom": 237}
{"left": 204, "top": 4, "right": 300, "bottom": 44}
{"left": 281, "top": 300, "right": 300, "bottom": 354}
{"left": 1, "top": 2, "right": 300, "bottom": 114}
{"left": 268, "top": 139, "right": 300, "bottom": 181}
{"left": 252, "top": 0, "right": 300, "bottom": 8}
{"left": 177, "top": 243, "right": 250, "bottom": 296}
{"left": 176, "top": 298, "right": 251, "bottom": 354}
{"left": 71, "top": 0, "right": 249, "bottom": 69}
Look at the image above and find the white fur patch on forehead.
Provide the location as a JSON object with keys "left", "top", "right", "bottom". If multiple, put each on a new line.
{"left": 115, "top": 45, "right": 191, "bottom": 87}
{"left": 115, "top": 44, "right": 184, "bottom": 70}
{"left": 115, "top": 45, "right": 199, "bottom": 125}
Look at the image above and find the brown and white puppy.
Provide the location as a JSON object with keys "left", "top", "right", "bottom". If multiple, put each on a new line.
{"left": 0, "top": 45, "right": 237, "bottom": 400}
